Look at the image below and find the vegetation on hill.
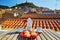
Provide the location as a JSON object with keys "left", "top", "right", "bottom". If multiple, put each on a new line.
{"left": 0, "top": 5, "right": 9, "bottom": 9}
{"left": 12, "top": 2, "right": 37, "bottom": 8}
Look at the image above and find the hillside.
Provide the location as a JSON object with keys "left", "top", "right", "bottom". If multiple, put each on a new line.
{"left": 0, "top": 5, "right": 9, "bottom": 9}
{"left": 12, "top": 2, "right": 37, "bottom": 8}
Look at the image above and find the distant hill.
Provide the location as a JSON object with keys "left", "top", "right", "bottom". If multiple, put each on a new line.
{"left": 0, "top": 5, "right": 9, "bottom": 9}
{"left": 12, "top": 2, "right": 37, "bottom": 8}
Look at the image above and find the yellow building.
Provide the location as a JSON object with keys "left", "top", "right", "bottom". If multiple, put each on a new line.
{"left": 1, "top": 9, "right": 6, "bottom": 14}
{"left": 0, "top": 11, "right": 3, "bottom": 18}
{"left": 36, "top": 10, "right": 41, "bottom": 14}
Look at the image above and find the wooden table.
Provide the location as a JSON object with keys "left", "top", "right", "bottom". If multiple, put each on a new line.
{"left": 0, "top": 29, "right": 60, "bottom": 40}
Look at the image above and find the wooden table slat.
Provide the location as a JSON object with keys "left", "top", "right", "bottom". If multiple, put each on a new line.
{"left": 45, "top": 29, "right": 60, "bottom": 40}
{"left": 12, "top": 34, "right": 19, "bottom": 40}
{"left": 43, "top": 30, "right": 56, "bottom": 40}
{"left": 7, "top": 34, "right": 15, "bottom": 40}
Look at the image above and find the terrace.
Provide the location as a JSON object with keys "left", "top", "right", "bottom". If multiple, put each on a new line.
{"left": 0, "top": 29, "right": 60, "bottom": 40}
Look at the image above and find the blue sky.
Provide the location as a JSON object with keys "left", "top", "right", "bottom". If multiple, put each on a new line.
{"left": 0, "top": 0, "right": 60, "bottom": 10}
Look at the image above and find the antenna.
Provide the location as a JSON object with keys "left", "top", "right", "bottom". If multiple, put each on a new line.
{"left": 56, "top": 0, "right": 57, "bottom": 9}
{"left": 26, "top": 0, "right": 28, "bottom": 3}
{"left": 15, "top": 3, "right": 18, "bottom": 6}
{"left": 54, "top": 0, "right": 57, "bottom": 14}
